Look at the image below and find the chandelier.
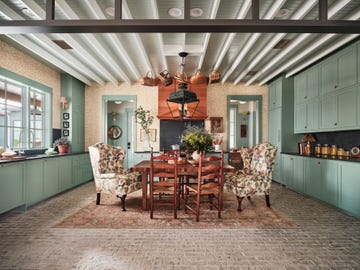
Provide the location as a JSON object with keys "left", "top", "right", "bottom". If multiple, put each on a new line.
{"left": 167, "top": 52, "right": 199, "bottom": 119}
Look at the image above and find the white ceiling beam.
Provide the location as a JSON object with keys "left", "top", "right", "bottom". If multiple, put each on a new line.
{"left": 247, "top": 0, "right": 353, "bottom": 86}
{"left": 21, "top": 0, "right": 45, "bottom": 19}
{"left": 85, "top": 0, "right": 141, "bottom": 79}
{"left": 56, "top": 0, "right": 130, "bottom": 84}
{"left": 197, "top": 0, "right": 221, "bottom": 70}
{"left": 28, "top": 34, "right": 105, "bottom": 85}
{"left": 233, "top": 0, "right": 318, "bottom": 85}
{"left": 1, "top": 1, "right": 95, "bottom": 85}
{"left": 150, "top": 0, "right": 168, "bottom": 71}
{"left": 221, "top": 0, "right": 286, "bottom": 83}
{"left": 8, "top": 34, "right": 92, "bottom": 85}
{"left": 212, "top": 0, "right": 251, "bottom": 71}
{"left": 286, "top": 34, "right": 359, "bottom": 78}
{"left": 123, "top": 0, "right": 154, "bottom": 74}
{"left": 21, "top": 0, "right": 118, "bottom": 85}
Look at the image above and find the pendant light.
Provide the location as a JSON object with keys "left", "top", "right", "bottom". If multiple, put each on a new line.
{"left": 167, "top": 52, "right": 199, "bottom": 119}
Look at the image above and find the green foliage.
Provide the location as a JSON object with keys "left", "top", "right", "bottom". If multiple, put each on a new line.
{"left": 181, "top": 124, "right": 213, "bottom": 153}
{"left": 135, "top": 106, "right": 154, "bottom": 134}
{"left": 53, "top": 137, "right": 70, "bottom": 147}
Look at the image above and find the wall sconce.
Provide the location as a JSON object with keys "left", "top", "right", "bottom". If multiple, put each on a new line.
{"left": 60, "top": 96, "right": 68, "bottom": 110}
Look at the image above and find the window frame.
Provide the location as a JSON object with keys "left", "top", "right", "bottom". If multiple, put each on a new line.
{"left": 0, "top": 67, "right": 53, "bottom": 151}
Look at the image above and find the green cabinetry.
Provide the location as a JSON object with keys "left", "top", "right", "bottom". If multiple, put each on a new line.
{"left": 281, "top": 154, "right": 304, "bottom": 192}
{"left": 268, "top": 76, "right": 301, "bottom": 184}
{"left": 294, "top": 41, "right": 359, "bottom": 133}
{"left": 0, "top": 162, "right": 24, "bottom": 214}
{"left": 0, "top": 152, "right": 92, "bottom": 213}
{"left": 61, "top": 74, "right": 85, "bottom": 153}
{"left": 321, "top": 45, "right": 357, "bottom": 95}
{"left": 338, "top": 162, "right": 360, "bottom": 217}
{"left": 25, "top": 160, "right": 44, "bottom": 206}
{"left": 320, "top": 85, "right": 357, "bottom": 130}
{"left": 282, "top": 154, "right": 360, "bottom": 218}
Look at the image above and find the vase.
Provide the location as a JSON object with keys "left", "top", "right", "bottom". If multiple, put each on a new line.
{"left": 192, "top": 150, "right": 205, "bottom": 161}
{"left": 143, "top": 133, "right": 152, "bottom": 151}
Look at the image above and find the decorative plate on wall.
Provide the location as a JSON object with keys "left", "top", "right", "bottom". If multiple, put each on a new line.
{"left": 108, "top": 125, "right": 122, "bottom": 140}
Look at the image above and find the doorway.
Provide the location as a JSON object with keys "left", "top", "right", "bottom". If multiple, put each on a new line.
{"left": 102, "top": 95, "right": 136, "bottom": 169}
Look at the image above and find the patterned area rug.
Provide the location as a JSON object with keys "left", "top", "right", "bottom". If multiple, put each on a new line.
{"left": 55, "top": 190, "right": 296, "bottom": 229}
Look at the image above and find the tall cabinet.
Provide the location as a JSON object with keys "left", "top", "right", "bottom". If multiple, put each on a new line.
{"left": 61, "top": 74, "right": 85, "bottom": 152}
{"left": 268, "top": 76, "right": 301, "bottom": 184}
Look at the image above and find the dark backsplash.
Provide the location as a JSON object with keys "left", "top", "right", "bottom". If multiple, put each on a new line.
{"left": 160, "top": 120, "right": 204, "bottom": 150}
{"left": 312, "top": 130, "right": 360, "bottom": 150}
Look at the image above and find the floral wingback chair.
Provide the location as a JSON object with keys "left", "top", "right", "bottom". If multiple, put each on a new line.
{"left": 224, "top": 143, "right": 277, "bottom": 211}
{"left": 88, "top": 142, "right": 141, "bottom": 211}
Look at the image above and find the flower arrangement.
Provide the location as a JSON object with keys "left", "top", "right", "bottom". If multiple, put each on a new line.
{"left": 212, "top": 134, "right": 223, "bottom": 145}
{"left": 181, "top": 124, "right": 213, "bottom": 153}
{"left": 134, "top": 106, "right": 154, "bottom": 135}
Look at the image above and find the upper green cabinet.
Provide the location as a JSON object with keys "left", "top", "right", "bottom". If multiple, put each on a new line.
{"left": 294, "top": 65, "right": 320, "bottom": 104}
{"left": 321, "top": 45, "right": 357, "bottom": 95}
{"left": 320, "top": 85, "right": 357, "bottom": 130}
{"left": 268, "top": 78, "right": 282, "bottom": 110}
{"left": 294, "top": 40, "right": 360, "bottom": 133}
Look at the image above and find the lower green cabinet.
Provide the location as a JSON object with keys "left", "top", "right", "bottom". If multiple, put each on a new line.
{"left": 339, "top": 162, "right": 360, "bottom": 217}
{"left": 59, "top": 156, "right": 73, "bottom": 191}
{"left": 25, "top": 160, "right": 44, "bottom": 206}
{"left": 72, "top": 153, "right": 93, "bottom": 186}
{"left": 281, "top": 154, "right": 304, "bottom": 191}
{"left": 0, "top": 162, "right": 24, "bottom": 214}
{"left": 283, "top": 155, "right": 360, "bottom": 218}
{"left": 43, "top": 158, "right": 59, "bottom": 198}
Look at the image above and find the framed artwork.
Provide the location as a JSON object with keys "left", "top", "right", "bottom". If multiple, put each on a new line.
{"left": 63, "top": 121, "right": 69, "bottom": 128}
{"left": 63, "top": 129, "right": 69, "bottom": 137}
{"left": 63, "top": 112, "right": 70, "bottom": 120}
{"left": 210, "top": 117, "right": 223, "bottom": 133}
{"left": 241, "top": 124, "right": 247, "bottom": 137}
{"left": 140, "top": 129, "right": 156, "bottom": 142}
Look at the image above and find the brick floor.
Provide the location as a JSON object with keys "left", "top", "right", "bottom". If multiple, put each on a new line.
{"left": 0, "top": 181, "right": 359, "bottom": 270}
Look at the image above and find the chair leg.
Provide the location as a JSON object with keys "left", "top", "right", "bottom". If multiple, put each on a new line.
{"left": 117, "top": 195, "right": 127, "bottom": 211}
{"left": 96, "top": 193, "right": 101, "bottom": 205}
{"left": 247, "top": 196, "right": 251, "bottom": 200}
{"left": 236, "top": 196, "right": 244, "bottom": 211}
{"left": 265, "top": 194, "right": 270, "bottom": 207}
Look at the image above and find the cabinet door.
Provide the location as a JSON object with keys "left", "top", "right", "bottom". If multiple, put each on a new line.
{"left": 321, "top": 58, "right": 338, "bottom": 95}
{"left": 321, "top": 159, "right": 338, "bottom": 206}
{"left": 281, "top": 154, "right": 293, "bottom": 186}
{"left": 43, "top": 158, "right": 59, "bottom": 198}
{"left": 268, "top": 108, "right": 282, "bottom": 182}
{"left": 0, "top": 163, "right": 24, "bottom": 214}
{"left": 339, "top": 162, "right": 360, "bottom": 217}
{"left": 338, "top": 46, "right": 357, "bottom": 90}
{"left": 293, "top": 156, "right": 304, "bottom": 193}
{"left": 25, "top": 160, "right": 44, "bottom": 206}
{"left": 269, "top": 83, "right": 277, "bottom": 109}
{"left": 307, "top": 66, "right": 320, "bottom": 100}
{"left": 59, "top": 156, "right": 73, "bottom": 191}
{"left": 306, "top": 99, "right": 319, "bottom": 131}
{"left": 321, "top": 94, "right": 337, "bottom": 129}
{"left": 294, "top": 73, "right": 307, "bottom": 104}
{"left": 294, "top": 103, "right": 307, "bottom": 133}
{"left": 305, "top": 158, "right": 322, "bottom": 199}
{"left": 337, "top": 86, "right": 357, "bottom": 128}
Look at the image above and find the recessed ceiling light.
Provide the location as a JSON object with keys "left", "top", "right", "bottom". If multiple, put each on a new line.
{"left": 105, "top": 7, "right": 115, "bottom": 17}
{"left": 52, "top": 40, "right": 73, "bottom": 50}
{"left": 239, "top": 101, "right": 247, "bottom": 104}
{"left": 21, "top": 7, "right": 35, "bottom": 17}
{"left": 273, "top": 39, "right": 291, "bottom": 49}
{"left": 168, "top": 7, "right": 182, "bottom": 17}
{"left": 190, "top": 8, "right": 203, "bottom": 17}
{"left": 114, "top": 101, "right": 122, "bottom": 104}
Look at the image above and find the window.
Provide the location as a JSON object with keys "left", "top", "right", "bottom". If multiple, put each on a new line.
{"left": 0, "top": 73, "right": 51, "bottom": 151}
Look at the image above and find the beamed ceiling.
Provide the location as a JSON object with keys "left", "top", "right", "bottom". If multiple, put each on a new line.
{"left": 0, "top": 0, "right": 359, "bottom": 87}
